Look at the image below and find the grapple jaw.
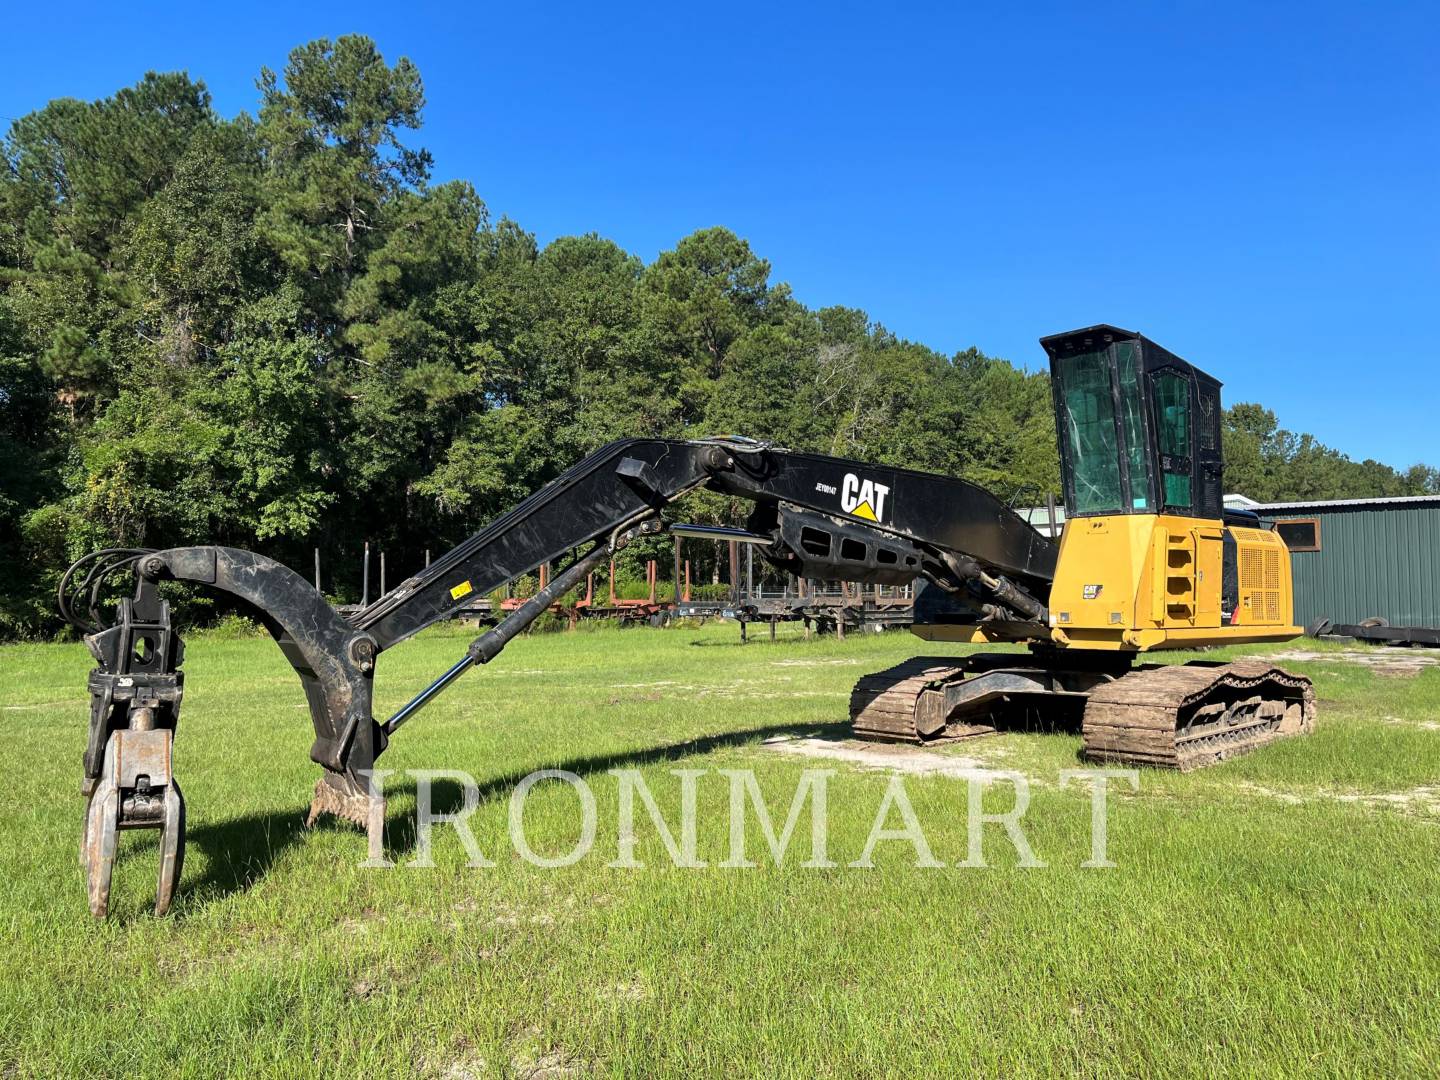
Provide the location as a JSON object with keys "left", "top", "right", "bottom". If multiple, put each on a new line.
{"left": 81, "top": 715, "right": 185, "bottom": 918}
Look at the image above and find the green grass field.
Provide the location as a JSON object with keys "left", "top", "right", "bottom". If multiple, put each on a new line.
{"left": 2, "top": 622, "right": 1438, "bottom": 1078}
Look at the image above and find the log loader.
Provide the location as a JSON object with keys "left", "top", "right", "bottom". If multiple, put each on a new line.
{"left": 63, "top": 324, "right": 1314, "bottom": 917}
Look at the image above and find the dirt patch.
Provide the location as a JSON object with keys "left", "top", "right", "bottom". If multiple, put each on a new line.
{"left": 338, "top": 908, "right": 388, "bottom": 934}
{"left": 1253, "top": 648, "right": 1440, "bottom": 678}
{"left": 488, "top": 897, "right": 569, "bottom": 929}
{"left": 511, "top": 1050, "right": 591, "bottom": 1079}
{"left": 1241, "top": 781, "right": 1440, "bottom": 816}
{"left": 1237, "top": 782, "right": 1307, "bottom": 806}
{"left": 599, "top": 977, "right": 648, "bottom": 1003}
{"left": 760, "top": 734, "right": 1021, "bottom": 782}
{"left": 1331, "top": 786, "right": 1440, "bottom": 813}
{"left": 429, "top": 1028, "right": 593, "bottom": 1080}
{"left": 1380, "top": 715, "right": 1440, "bottom": 732}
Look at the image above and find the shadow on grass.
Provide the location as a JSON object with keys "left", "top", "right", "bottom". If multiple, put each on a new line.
{"left": 174, "top": 720, "right": 847, "bottom": 913}
{"left": 685, "top": 636, "right": 798, "bottom": 648}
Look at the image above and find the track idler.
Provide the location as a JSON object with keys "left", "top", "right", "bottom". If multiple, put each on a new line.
{"left": 81, "top": 707, "right": 185, "bottom": 918}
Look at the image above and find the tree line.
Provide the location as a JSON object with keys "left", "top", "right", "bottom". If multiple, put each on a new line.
{"left": 1, "top": 36, "right": 1432, "bottom": 637}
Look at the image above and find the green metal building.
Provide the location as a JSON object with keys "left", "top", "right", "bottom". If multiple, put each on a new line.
{"left": 1235, "top": 495, "right": 1440, "bottom": 631}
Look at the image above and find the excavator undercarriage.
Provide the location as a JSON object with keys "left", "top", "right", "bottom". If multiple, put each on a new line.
{"left": 849, "top": 653, "right": 1315, "bottom": 770}
{"left": 62, "top": 324, "right": 1317, "bottom": 917}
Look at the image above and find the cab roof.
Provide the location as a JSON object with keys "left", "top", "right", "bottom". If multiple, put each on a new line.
{"left": 1039, "top": 324, "right": 1220, "bottom": 389}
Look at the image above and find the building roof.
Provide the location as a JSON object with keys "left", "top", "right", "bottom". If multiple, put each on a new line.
{"left": 1021, "top": 493, "right": 1440, "bottom": 532}
{"left": 1244, "top": 494, "right": 1440, "bottom": 513}
{"left": 1014, "top": 504, "right": 1066, "bottom": 537}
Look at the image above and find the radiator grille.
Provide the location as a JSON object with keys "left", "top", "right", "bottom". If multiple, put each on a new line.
{"left": 1241, "top": 548, "right": 1262, "bottom": 588}
{"left": 1239, "top": 542, "right": 1282, "bottom": 623}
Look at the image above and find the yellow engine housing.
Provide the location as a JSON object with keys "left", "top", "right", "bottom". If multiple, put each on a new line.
{"left": 915, "top": 514, "right": 1300, "bottom": 653}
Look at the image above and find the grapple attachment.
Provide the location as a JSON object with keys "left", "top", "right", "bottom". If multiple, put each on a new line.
{"left": 67, "top": 548, "right": 392, "bottom": 916}
{"left": 77, "top": 577, "right": 187, "bottom": 918}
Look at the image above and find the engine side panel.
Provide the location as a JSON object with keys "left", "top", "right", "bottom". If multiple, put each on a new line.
{"left": 913, "top": 513, "right": 1300, "bottom": 651}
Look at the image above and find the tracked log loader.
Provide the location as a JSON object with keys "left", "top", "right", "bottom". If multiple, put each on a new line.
{"left": 64, "top": 325, "right": 1314, "bottom": 916}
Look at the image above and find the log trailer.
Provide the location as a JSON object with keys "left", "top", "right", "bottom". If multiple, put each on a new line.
{"left": 63, "top": 325, "right": 1315, "bottom": 917}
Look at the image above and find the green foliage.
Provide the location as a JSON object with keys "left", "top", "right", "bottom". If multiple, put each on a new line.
{"left": 0, "top": 36, "right": 1430, "bottom": 636}
{"left": 1223, "top": 403, "right": 1438, "bottom": 502}
{"left": 0, "top": 307, "right": 60, "bottom": 632}
{"left": 255, "top": 34, "right": 430, "bottom": 311}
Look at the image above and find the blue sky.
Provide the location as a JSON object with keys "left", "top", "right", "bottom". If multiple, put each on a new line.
{"left": 4, "top": 1, "right": 1436, "bottom": 468}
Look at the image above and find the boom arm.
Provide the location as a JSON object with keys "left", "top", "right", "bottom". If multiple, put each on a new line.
{"left": 354, "top": 436, "right": 1056, "bottom": 651}
{"left": 64, "top": 436, "right": 1055, "bottom": 914}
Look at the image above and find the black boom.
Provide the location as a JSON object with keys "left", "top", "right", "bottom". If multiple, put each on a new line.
{"left": 63, "top": 435, "right": 1057, "bottom": 916}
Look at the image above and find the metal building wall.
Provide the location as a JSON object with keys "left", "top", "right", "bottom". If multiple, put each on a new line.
{"left": 1285, "top": 504, "right": 1440, "bottom": 629}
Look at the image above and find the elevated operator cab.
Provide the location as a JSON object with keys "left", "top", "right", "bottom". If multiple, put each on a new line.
{"left": 1042, "top": 324, "right": 1223, "bottom": 523}
{"left": 1033, "top": 325, "right": 1298, "bottom": 650}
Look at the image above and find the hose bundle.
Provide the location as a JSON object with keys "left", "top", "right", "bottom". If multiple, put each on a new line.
{"left": 57, "top": 548, "right": 154, "bottom": 633}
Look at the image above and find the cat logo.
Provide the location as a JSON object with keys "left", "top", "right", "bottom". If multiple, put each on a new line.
{"left": 1083, "top": 584, "right": 1103, "bottom": 600}
{"left": 840, "top": 473, "right": 890, "bottom": 523}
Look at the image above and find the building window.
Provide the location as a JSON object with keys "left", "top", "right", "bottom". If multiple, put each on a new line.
{"left": 1275, "top": 518, "right": 1321, "bottom": 552}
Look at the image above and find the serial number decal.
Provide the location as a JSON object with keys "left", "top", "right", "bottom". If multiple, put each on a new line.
{"left": 449, "top": 580, "right": 474, "bottom": 601}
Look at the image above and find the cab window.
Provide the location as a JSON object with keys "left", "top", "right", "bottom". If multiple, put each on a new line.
{"left": 1152, "top": 371, "right": 1192, "bottom": 511}
{"left": 1056, "top": 351, "right": 1122, "bottom": 514}
{"left": 1114, "top": 342, "right": 1151, "bottom": 510}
